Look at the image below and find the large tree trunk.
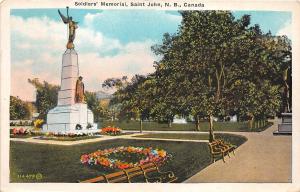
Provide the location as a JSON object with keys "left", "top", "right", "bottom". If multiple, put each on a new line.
{"left": 209, "top": 115, "right": 215, "bottom": 142}
{"left": 168, "top": 119, "right": 172, "bottom": 128}
{"left": 139, "top": 119, "right": 143, "bottom": 133}
{"left": 215, "top": 65, "right": 225, "bottom": 103}
{"left": 194, "top": 115, "right": 200, "bottom": 131}
{"left": 215, "top": 71, "right": 221, "bottom": 102}
{"left": 248, "top": 115, "right": 254, "bottom": 130}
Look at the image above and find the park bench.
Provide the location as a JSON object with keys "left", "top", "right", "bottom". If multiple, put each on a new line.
{"left": 79, "top": 162, "right": 177, "bottom": 183}
{"left": 208, "top": 139, "right": 236, "bottom": 163}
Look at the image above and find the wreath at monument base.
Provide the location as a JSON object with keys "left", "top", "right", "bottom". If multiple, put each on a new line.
{"left": 80, "top": 146, "right": 170, "bottom": 169}
{"left": 75, "top": 124, "right": 82, "bottom": 130}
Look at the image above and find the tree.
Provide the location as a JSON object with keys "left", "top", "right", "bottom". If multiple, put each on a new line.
{"left": 28, "top": 78, "right": 60, "bottom": 119}
{"left": 85, "top": 91, "right": 108, "bottom": 122}
{"left": 152, "top": 11, "right": 290, "bottom": 141}
{"left": 260, "top": 35, "right": 292, "bottom": 112}
{"left": 103, "top": 75, "right": 152, "bottom": 133}
{"left": 230, "top": 80, "right": 281, "bottom": 129}
{"left": 225, "top": 29, "right": 291, "bottom": 124}
{"left": 10, "top": 96, "right": 31, "bottom": 120}
{"left": 153, "top": 11, "right": 243, "bottom": 139}
{"left": 152, "top": 34, "right": 192, "bottom": 129}
{"left": 102, "top": 76, "right": 129, "bottom": 121}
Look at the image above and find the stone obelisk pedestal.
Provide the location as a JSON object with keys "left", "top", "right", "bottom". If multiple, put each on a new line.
{"left": 274, "top": 113, "right": 292, "bottom": 135}
{"left": 42, "top": 49, "right": 98, "bottom": 134}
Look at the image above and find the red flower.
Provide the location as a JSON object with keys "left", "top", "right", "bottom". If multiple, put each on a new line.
{"left": 12, "top": 128, "right": 19, "bottom": 135}
{"left": 19, "top": 128, "right": 25, "bottom": 134}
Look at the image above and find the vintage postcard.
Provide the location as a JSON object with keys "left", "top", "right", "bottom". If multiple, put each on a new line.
{"left": 1, "top": 0, "right": 300, "bottom": 191}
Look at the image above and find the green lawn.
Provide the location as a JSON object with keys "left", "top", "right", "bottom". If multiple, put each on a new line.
{"left": 10, "top": 134, "right": 34, "bottom": 138}
{"left": 135, "top": 133, "right": 248, "bottom": 146}
{"left": 10, "top": 135, "right": 246, "bottom": 183}
{"left": 133, "top": 133, "right": 241, "bottom": 141}
{"left": 100, "top": 120, "right": 272, "bottom": 132}
{"left": 135, "top": 133, "right": 209, "bottom": 140}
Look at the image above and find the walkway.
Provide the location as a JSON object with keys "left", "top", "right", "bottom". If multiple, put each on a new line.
{"left": 184, "top": 120, "right": 292, "bottom": 183}
{"left": 10, "top": 132, "right": 208, "bottom": 145}
{"left": 9, "top": 133, "right": 143, "bottom": 146}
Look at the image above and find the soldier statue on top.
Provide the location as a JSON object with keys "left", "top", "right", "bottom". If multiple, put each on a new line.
{"left": 58, "top": 7, "right": 78, "bottom": 49}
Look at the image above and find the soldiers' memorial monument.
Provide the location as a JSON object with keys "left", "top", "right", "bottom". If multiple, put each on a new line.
{"left": 42, "top": 7, "right": 98, "bottom": 133}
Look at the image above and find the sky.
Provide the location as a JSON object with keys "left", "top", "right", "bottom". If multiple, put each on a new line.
{"left": 10, "top": 9, "right": 292, "bottom": 101}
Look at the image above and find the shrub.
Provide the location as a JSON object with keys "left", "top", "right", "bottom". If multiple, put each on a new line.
{"left": 34, "top": 119, "right": 44, "bottom": 129}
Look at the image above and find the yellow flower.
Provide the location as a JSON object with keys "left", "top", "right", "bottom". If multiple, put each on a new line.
{"left": 158, "top": 150, "right": 166, "bottom": 157}
{"left": 34, "top": 119, "right": 44, "bottom": 129}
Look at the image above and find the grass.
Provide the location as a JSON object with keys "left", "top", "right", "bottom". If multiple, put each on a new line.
{"left": 100, "top": 120, "right": 273, "bottom": 132}
{"left": 10, "top": 135, "right": 247, "bottom": 183}
{"left": 134, "top": 133, "right": 248, "bottom": 145}
{"left": 135, "top": 133, "right": 210, "bottom": 140}
{"left": 10, "top": 134, "right": 34, "bottom": 138}
{"left": 99, "top": 132, "right": 131, "bottom": 136}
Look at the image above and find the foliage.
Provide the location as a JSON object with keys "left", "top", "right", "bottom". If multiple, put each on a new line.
{"left": 102, "top": 75, "right": 151, "bottom": 132}
{"left": 230, "top": 80, "right": 281, "bottom": 120}
{"left": 102, "top": 76, "right": 128, "bottom": 90}
{"left": 100, "top": 11, "right": 290, "bottom": 139}
{"left": 10, "top": 96, "right": 31, "bottom": 120}
{"left": 33, "top": 119, "right": 44, "bottom": 129}
{"left": 28, "top": 78, "right": 60, "bottom": 119}
{"left": 151, "top": 11, "right": 290, "bottom": 140}
{"left": 10, "top": 120, "right": 33, "bottom": 126}
{"left": 85, "top": 91, "right": 108, "bottom": 122}
{"left": 101, "top": 120, "right": 270, "bottom": 132}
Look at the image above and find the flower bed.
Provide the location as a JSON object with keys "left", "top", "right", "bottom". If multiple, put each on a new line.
{"left": 80, "top": 146, "right": 171, "bottom": 169}
{"left": 10, "top": 127, "right": 33, "bottom": 138}
{"left": 44, "top": 132, "right": 94, "bottom": 137}
{"left": 11, "top": 127, "right": 27, "bottom": 135}
{"left": 39, "top": 135, "right": 99, "bottom": 141}
{"left": 37, "top": 132, "right": 101, "bottom": 141}
{"left": 101, "top": 126, "right": 122, "bottom": 135}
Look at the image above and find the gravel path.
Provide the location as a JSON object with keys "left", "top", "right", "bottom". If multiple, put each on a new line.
{"left": 184, "top": 119, "right": 292, "bottom": 183}
{"left": 9, "top": 133, "right": 143, "bottom": 146}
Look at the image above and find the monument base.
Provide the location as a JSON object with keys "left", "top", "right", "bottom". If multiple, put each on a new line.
{"left": 42, "top": 103, "right": 98, "bottom": 134}
{"left": 273, "top": 113, "right": 292, "bottom": 135}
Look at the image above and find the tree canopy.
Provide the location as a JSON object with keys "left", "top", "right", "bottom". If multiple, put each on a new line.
{"left": 10, "top": 96, "right": 31, "bottom": 120}
{"left": 104, "top": 11, "right": 291, "bottom": 141}
{"left": 28, "top": 78, "right": 60, "bottom": 119}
